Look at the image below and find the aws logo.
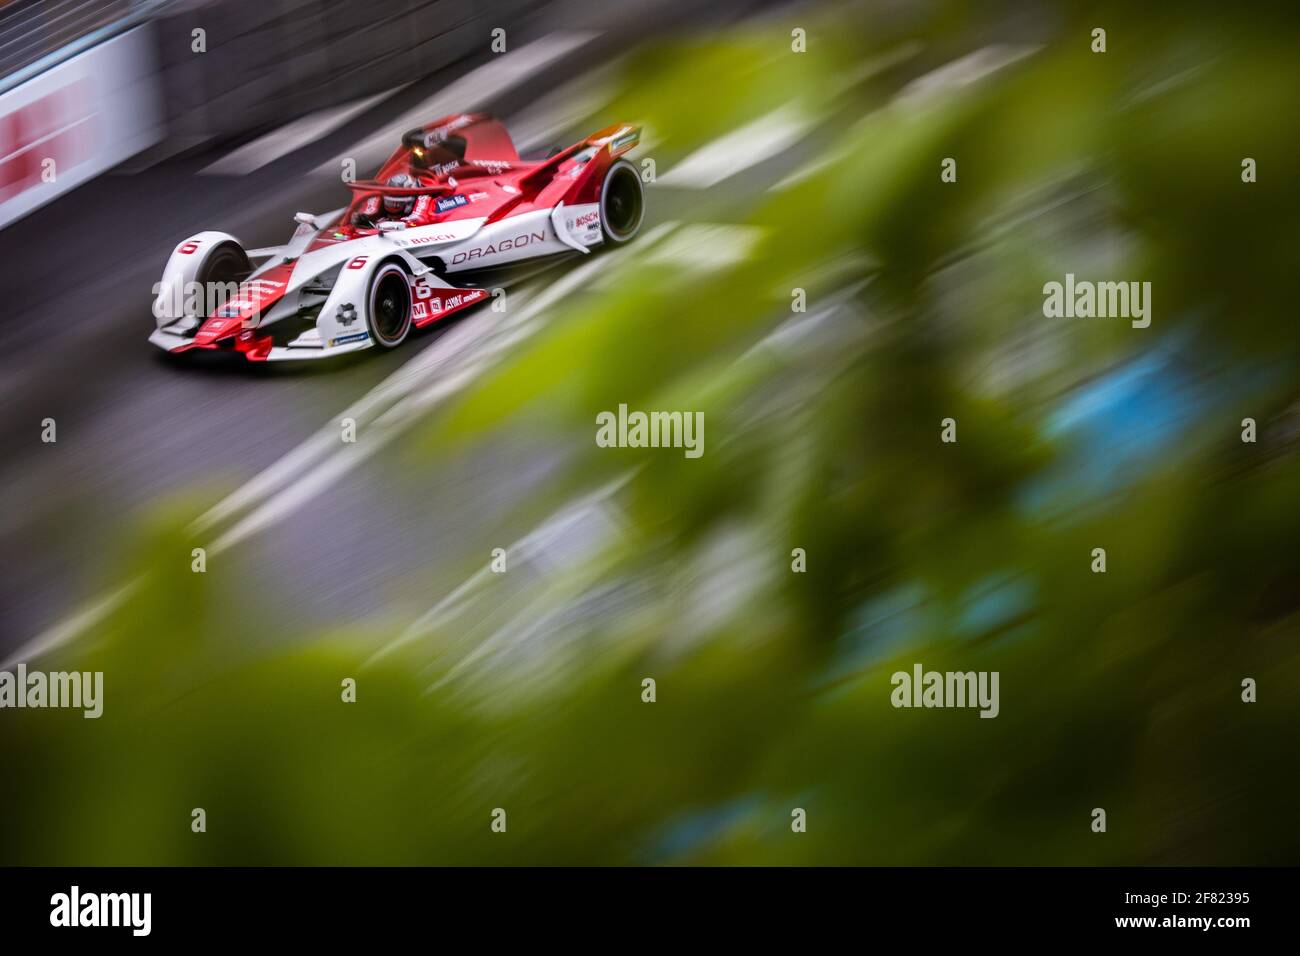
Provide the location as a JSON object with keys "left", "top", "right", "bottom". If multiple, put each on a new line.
{"left": 450, "top": 231, "right": 544, "bottom": 265}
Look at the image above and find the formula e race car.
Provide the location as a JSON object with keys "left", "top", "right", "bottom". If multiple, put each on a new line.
{"left": 149, "top": 114, "right": 644, "bottom": 361}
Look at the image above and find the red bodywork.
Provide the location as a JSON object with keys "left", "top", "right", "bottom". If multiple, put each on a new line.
{"left": 183, "top": 114, "right": 638, "bottom": 359}
{"left": 319, "top": 113, "right": 625, "bottom": 247}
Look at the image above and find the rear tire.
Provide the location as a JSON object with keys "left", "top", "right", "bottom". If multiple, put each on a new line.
{"left": 599, "top": 159, "right": 644, "bottom": 245}
{"left": 367, "top": 263, "right": 413, "bottom": 349}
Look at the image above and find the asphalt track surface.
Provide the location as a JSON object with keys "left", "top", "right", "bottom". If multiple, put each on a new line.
{"left": 0, "top": 11, "right": 795, "bottom": 655}
{"left": 0, "top": 3, "right": 982, "bottom": 659}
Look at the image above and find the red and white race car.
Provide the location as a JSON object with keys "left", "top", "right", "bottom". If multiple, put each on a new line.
{"left": 150, "top": 114, "right": 644, "bottom": 361}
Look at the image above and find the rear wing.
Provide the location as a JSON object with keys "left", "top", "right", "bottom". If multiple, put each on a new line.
{"left": 516, "top": 123, "right": 641, "bottom": 194}
{"left": 588, "top": 123, "right": 641, "bottom": 158}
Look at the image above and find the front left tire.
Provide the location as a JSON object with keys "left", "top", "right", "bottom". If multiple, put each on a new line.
{"left": 367, "top": 263, "right": 412, "bottom": 348}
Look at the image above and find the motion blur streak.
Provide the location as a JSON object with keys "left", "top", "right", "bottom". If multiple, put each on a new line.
{"left": 1, "top": 0, "right": 1299, "bottom": 867}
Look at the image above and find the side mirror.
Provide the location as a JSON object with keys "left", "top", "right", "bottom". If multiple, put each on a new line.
{"left": 378, "top": 220, "right": 407, "bottom": 234}
{"left": 293, "top": 212, "right": 319, "bottom": 229}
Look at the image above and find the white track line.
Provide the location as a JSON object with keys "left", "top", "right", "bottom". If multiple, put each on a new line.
{"left": 378, "top": 299, "right": 859, "bottom": 690}
{"left": 364, "top": 473, "right": 635, "bottom": 668}
{"left": 891, "top": 44, "right": 1039, "bottom": 111}
{"left": 0, "top": 582, "right": 139, "bottom": 670}
{"left": 507, "top": 59, "right": 621, "bottom": 153}
{"left": 658, "top": 105, "right": 810, "bottom": 189}
{"left": 195, "top": 238, "right": 657, "bottom": 540}
{"left": 200, "top": 86, "right": 407, "bottom": 176}
{"left": 207, "top": 269, "right": 613, "bottom": 550}
{"left": 202, "top": 223, "right": 677, "bottom": 548}
{"left": 1, "top": 251, "right": 619, "bottom": 668}
{"left": 4, "top": 222, "right": 686, "bottom": 667}
{"left": 659, "top": 42, "right": 922, "bottom": 193}
{"left": 772, "top": 44, "right": 1040, "bottom": 192}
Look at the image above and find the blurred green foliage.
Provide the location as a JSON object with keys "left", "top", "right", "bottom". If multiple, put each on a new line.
{"left": 3, "top": 2, "right": 1299, "bottom": 864}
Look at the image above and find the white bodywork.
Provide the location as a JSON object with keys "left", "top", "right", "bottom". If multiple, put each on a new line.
{"left": 150, "top": 202, "right": 603, "bottom": 360}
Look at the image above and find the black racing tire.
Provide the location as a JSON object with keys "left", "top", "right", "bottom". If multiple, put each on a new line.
{"left": 197, "top": 243, "right": 251, "bottom": 288}
{"left": 194, "top": 243, "right": 251, "bottom": 319}
{"left": 367, "top": 262, "right": 413, "bottom": 349}
{"left": 599, "top": 159, "right": 644, "bottom": 245}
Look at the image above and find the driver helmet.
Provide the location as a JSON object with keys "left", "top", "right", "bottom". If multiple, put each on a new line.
{"left": 382, "top": 173, "right": 417, "bottom": 217}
